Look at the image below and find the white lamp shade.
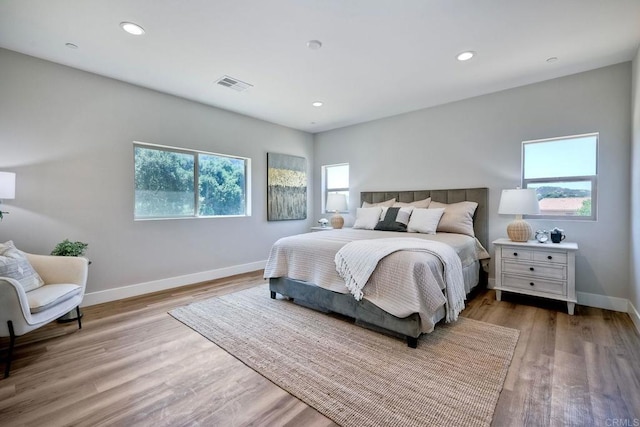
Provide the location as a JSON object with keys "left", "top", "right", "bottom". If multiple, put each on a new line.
{"left": 0, "top": 172, "right": 16, "bottom": 199}
{"left": 498, "top": 189, "right": 539, "bottom": 215}
{"left": 326, "top": 193, "right": 348, "bottom": 212}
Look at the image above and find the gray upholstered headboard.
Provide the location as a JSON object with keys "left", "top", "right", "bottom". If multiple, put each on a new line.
{"left": 360, "top": 188, "right": 489, "bottom": 249}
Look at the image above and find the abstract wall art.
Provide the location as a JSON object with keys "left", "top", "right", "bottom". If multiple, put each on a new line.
{"left": 267, "top": 153, "right": 307, "bottom": 221}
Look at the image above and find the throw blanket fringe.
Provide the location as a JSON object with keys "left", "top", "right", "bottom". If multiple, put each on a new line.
{"left": 335, "top": 238, "right": 466, "bottom": 322}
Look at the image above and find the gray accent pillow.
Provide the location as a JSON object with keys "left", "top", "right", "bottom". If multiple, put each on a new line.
{"left": 0, "top": 240, "right": 44, "bottom": 292}
{"left": 375, "top": 206, "right": 414, "bottom": 232}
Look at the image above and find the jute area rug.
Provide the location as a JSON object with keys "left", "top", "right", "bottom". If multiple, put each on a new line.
{"left": 169, "top": 285, "right": 519, "bottom": 427}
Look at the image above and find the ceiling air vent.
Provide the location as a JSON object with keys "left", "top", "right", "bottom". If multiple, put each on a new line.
{"left": 215, "top": 75, "right": 253, "bottom": 92}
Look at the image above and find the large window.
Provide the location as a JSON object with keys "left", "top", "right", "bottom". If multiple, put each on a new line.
{"left": 322, "top": 163, "right": 349, "bottom": 213}
{"left": 134, "top": 142, "right": 250, "bottom": 219}
{"left": 522, "top": 133, "right": 598, "bottom": 220}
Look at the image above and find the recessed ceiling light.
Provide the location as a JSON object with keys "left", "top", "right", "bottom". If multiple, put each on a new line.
{"left": 65, "top": 43, "right": 78, "bottom": 49}
{"left": 312, "top": 101, "right": 323, "bottom": 107}
{"left": 307, "top": 40, "right": 322, "bottom": 50}
{"left": 456, "top": 51, "right": 475, "bottom": 61}
{"left": 120, "top": 22, "right": 145, "bottom": 36}
{"left": 546, "top": 57, "right": 559, "bottom": 63}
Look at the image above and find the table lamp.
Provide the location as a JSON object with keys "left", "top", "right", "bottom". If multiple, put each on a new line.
{"left": 0, "top": 171, "right": 16, "bottom": 221}
{"left": 325, "top": 193, "right": 348, "bottom": 229}
{"left": 498, "top": 188, "right": 540, "bottom": 242}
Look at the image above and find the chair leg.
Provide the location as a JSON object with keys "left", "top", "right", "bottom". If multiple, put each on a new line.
{"left": 76, "top": 306, "right": 82, "bottom": 330}
{"left": 3, "top": 321, "right": 15, "bottom": 379}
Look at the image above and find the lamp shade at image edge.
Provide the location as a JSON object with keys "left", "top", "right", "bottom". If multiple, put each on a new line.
{"left": 0, "top": 172, "right": 16, "bottom": 199}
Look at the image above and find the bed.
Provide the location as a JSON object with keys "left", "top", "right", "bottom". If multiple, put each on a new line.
{"left": 265, "top": 188, "right": 489, "bottom": 347}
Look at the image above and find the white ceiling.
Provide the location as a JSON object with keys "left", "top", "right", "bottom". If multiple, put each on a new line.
{"left": 1, "top": 0, "right": 639, "bottom": 133}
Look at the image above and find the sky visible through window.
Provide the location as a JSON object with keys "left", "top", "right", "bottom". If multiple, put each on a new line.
{"left": 524, "top": 135, "right": 597, "bottom": 191}
{"left": 327, "top": 164, "right": 349, "bottom": 189}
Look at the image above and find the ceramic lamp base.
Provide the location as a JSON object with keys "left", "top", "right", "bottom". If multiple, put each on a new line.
{"left": 506, "top": 219, "right": 532, "bottom": 242}
{"left": 330, "top": 214, "right": 344, "bottom": 229}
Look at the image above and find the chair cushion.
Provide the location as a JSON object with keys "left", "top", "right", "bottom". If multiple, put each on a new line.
{"left": 26, "top": 284, "right": 81, "bottom": 314}
{"left": 0, "top": 241, "right": 44, "bottom": 292}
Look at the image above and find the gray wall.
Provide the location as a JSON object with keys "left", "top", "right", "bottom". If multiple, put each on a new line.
{"left": 632, "top": 48, "right": 640, "bottom": 311}
{"left": 0, "top": 46, "right": 633, "bottom": 305}
{"left": 0, "top": 48, "right": 314, "bottom": 295}
{"left": 314, "top": 63, "right": 632, "bottom": 299}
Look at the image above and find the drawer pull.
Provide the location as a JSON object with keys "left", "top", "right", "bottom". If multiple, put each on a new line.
{"left": 547, "top": 255, "right": 553, "bottom": 260}
{"left": 529, "top": 267, "right": 534, "bottom": 271}
{"left": 530, "top": 282, "right": 535, "bottom": 286}
{"left": 513, "top": 252, "right": 518, "bottom": 256}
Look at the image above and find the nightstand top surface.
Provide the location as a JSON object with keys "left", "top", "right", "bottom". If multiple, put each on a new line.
{"left": 492, "top": 238, "right": 578, "bottom": 251}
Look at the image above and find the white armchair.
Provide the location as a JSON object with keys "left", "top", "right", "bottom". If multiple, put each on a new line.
{"left": 0, "top": 253, "right": 88, "bottom": 378}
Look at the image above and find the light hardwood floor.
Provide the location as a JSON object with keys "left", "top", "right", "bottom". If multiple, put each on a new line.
{"left": 1, "top": 272, "right": 639, "bottom": 426}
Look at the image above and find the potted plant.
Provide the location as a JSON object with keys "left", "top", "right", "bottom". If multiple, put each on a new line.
{"left": 51, "top": 239, "right": 89, "bottom": 322}
{"left": 51, "top": 239, "right": 88, "bottom": 257}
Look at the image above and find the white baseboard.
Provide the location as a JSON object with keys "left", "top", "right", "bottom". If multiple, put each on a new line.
{"left": 628, "top": 301, "right": 640, "bottom": 335}
{"left": 82, "top": 260, "right": 266, "bottom": 307}
{"left": 83, "top": 267, "right": 640, "bottom": 336}
{"left": 576, "top": 291, "right": 629, "bottom": 313}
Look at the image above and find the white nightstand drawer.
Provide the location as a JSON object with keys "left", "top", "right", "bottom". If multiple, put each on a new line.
{"left": 502, "top": 260, "right": 566, "bottom": 280}
{"left": 532, "top": 250, "right": 567, "bottom": 264}
{"left": 502, "top": 274, "right": 566, "bottom": 296}
{"left": 501, "top": 247, "right": 533, "bottom": 261}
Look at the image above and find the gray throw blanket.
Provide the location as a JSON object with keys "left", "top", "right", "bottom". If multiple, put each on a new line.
{"left": 335, "top": 237, "right": 466, "bottom": 322}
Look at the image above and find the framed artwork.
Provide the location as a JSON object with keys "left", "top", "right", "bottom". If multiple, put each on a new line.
{"left": 267, "top": 153, "right": 307, "bottom": 221}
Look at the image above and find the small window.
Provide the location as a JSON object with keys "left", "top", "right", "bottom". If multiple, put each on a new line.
{"left": 522, "top": 133, "right": 597, "bottom": 220}
{"left": 322, "top": 163, "right": 349, "bottom": 213}
{"left": 134, "top": 142, "right": 251, "bottom": 219}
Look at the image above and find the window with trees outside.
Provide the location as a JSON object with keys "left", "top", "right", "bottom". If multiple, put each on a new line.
{"left": 322, "top": 163, "right": 349, "bottom": 213}
{"left": 134, "top": 142, "right": 250, "bottom": 219}
{"left": 522, "top": 133, "right": 597, "bottom": 220}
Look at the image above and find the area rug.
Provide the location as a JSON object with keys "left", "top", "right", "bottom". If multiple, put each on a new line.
{"left": 169, "top": 285, "right": 519, "bottom": 427}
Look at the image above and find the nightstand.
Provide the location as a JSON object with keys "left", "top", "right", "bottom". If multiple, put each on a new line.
{"left": 493, "top": 238, "right": 578, "bottom": 315}
{"left": 310, "top": 226, "right": 334, "bottom": 231}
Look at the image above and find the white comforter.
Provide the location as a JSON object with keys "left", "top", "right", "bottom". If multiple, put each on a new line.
{"left": 263, "top": 229, "right": 489, "bottom": 333}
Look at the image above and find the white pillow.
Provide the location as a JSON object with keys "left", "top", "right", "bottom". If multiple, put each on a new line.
{"left": 407, "top": 208, "right": 445, "bottom": 234}
{"left": 352, "top": 207, "right": 383, "bottom": 230}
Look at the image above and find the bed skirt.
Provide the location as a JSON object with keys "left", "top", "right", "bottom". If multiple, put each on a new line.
{"left": 268, "top": 260, "right": 487, "bottom": 348}
{"left": 270, "top": 277, "right": 424, "bottom": 347}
